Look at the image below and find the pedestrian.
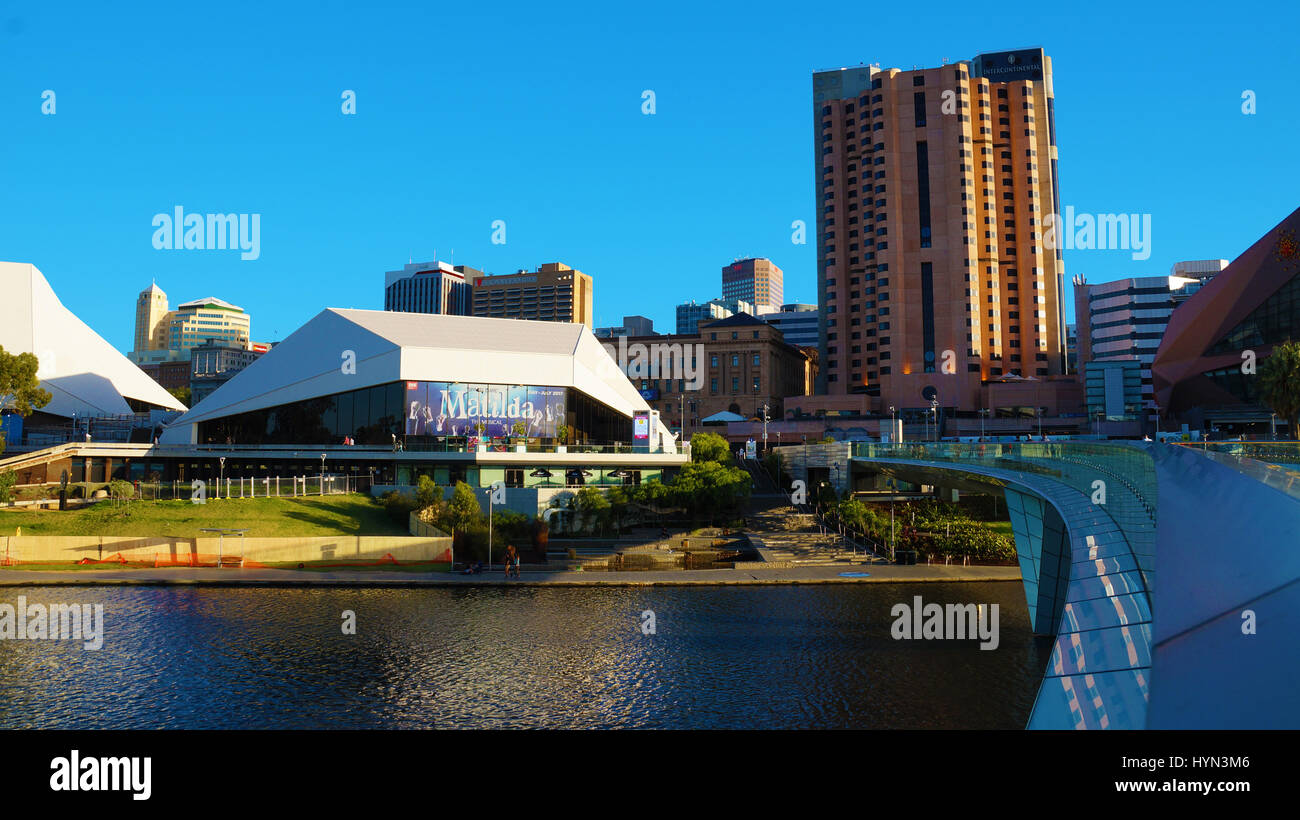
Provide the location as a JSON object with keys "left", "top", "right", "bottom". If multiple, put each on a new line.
{"left": 504, "top": 544, "right": 520, "bottom": 579}
{"left": 391, "top": 432, "right": 398, "bottom": 452}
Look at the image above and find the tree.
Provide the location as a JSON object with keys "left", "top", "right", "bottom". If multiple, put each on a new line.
{"left": 1259, "top": 340, "right": 1300, "bottom": 440}
{"left": 168, "top": 385, "right": 192, "bottom": 407}
{"left": 0, "top": 345, "right": 51, "bottom": 455}
{"left": 574, "top": 486, "right": 611, "bottom": 534}
{"left": 415, "top": 475, "right": 440, "bottom": 510}
{"left": 689, "top": 431, "right": 731, "bottom": 464}
{"left": 0, "top": 470, "right": 16, "bottom": 504}
{"left": 107, "top": 479, "right": 135, "bottom": 508}
{"left": 443, "top": 481, "right": 483, "bottom": 535}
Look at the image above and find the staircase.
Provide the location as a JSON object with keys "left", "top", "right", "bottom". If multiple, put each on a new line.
{"left": 744, "top": 496, "right": 886, "bottom": 567}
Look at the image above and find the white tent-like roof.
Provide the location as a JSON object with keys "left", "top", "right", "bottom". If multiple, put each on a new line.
{"left": 160, "top": 308, "right": 652, "bottom": 444}
{"left": 0, "top": 261, "right": 187, "bottom": 417}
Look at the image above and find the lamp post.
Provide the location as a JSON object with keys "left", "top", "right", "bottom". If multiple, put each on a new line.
{"left": 762, "top": 403, "right": 770, "bottom": 456}
{"left": 1037, "top": 406, "right": 1043, "bottom": 440}
{"left": 930, "top": 399, "right": 939, "bottom": 443}
{"left": 218, "top": 457, "right": 226, "bottom": 500}
{"left": 320, "top": 453, "right": 326, "bottom": 496}
{"left": 979, "top": 408, "right": 988, "bottom": 441}
{"left": 888, "top": 405, "right": 896, "bottom": 444}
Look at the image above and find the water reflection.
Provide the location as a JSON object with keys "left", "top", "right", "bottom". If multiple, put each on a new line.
{"left": 0, "top": 583, "right": 1050, "bottom": 729}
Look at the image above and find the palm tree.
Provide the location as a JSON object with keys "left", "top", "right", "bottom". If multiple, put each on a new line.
{"left": 1259, "top": 340, "right": 1300, "bottom": 440}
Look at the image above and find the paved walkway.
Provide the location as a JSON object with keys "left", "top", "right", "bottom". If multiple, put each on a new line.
{"left": 0, "top": 563, "right": 1019, "bottom": 587}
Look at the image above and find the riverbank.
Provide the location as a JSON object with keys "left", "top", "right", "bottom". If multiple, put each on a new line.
{"left": 0, "top": 563, "right": 1020, "bottom": 587}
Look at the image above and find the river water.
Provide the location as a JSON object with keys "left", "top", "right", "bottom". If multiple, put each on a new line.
{"left": 0, "top": 582, "right": 1051, "bottom": 729}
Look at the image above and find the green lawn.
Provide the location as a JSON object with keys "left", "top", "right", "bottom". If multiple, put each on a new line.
{"left": 0, "top": 494, "right": 407, "bottom": 538}
{"left": 986, "top": 521, "right": 1014, "bottom": 539}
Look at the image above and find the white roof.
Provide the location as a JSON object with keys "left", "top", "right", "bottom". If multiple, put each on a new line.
{"left": 0, "top": 262, "right": 187, "bottom": 417}
{"left": 177, "top": 296, "right": 243, "bottom": 311}
{"left": 160, "top": 309, "right": 650, "bottom": 443}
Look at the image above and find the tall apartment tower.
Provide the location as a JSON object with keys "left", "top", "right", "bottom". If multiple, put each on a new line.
{"left": 813, "top": 47, "right": 1065, "bottom": 414}
{"left": 722, "top": 258, "right": 783, "bottom": 314}
{"left": 384, "top": 260, "right": 474, "bottom": 315}
{"left": 133, "top": 283, "right": 170, "bottom": 356}
{"left": 471, "top": 262, "right": 593, "bottom": 327}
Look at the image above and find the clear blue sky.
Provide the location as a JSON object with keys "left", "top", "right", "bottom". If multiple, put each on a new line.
{"left": 2, "top": 0, "right": 1296, "bottom": 351}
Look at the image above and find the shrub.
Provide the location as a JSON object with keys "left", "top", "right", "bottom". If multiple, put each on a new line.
{"left": 380, "top": 490, "right": 418, "bottom": 525}
{"left": 0, "top": 470, "right": 15, "bottom": 503}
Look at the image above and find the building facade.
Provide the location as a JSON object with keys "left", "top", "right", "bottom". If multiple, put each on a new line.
{"left": 614, "top": 312, "right": 817, "bottom": 435}
{"left": 594, "top": 315, "right": 655, "bottom": 338}
{"left": 1072, "top": 260, "right": 1228, "bottom": 413}
{"left": 190, "top": 339, "right": 267, "bottom": 404}
{"left": 1154, "top": 207, "right": 1300, "bottom": 435}
{"left": 470, "top": 262, "right": 593, "bottom": 327}
{"left": 721, "top": 257, "right": 783, "bottom": 314}
{"left": 762, "top": 303, "right": 819, "bottom": 348}
{"left": 675, "top": 298, "right": 754, "bottom": 336}
{"left": 383, "top": 260, "right": 474, "bottom": 315}
{"left": 133, "top": 283, "right": 170, "bottom": 356}
{"left": 812, "top": 48, "right": 1066, "bottom": 418}
{"left": 165, "top": 297, "right": 251, "bottom": 357}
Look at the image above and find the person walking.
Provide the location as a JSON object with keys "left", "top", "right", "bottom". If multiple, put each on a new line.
{"left": 504, "top": 544, "right": 520, "bottom": 579}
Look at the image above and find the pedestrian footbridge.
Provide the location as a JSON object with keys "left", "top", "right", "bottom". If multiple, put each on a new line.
{"left": 848, "top": 441, "right": 1300, "bottom": 729}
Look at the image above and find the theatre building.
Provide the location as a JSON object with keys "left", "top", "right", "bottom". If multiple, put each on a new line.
{"left": 3, "top": 310, "right": 686, "bottom": 510}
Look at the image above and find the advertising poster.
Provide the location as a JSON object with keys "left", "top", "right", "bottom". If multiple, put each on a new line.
{"left": 405, "top": 382, "right": 565, "bottom": 437}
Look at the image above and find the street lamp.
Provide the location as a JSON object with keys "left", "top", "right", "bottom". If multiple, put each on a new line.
{"left": 762, "top": 403, "right": 770, "bottom": 455}
{"left": 320, "top": 453, "right": 327, "bottom": 496}
{"left": 1036, "top": 406, "right": 1044, "bottom": 440}
{"left": 218, "top": 456, "right": 226, "bottom": 500}
{"left": 979, "top": 408, "right": 988, "bottom": 441}
{"left": 929, "top": 399, "right": 939, "bottom": 443}
{"left": 888, "top": 405, "right": 896, "bottom": 444}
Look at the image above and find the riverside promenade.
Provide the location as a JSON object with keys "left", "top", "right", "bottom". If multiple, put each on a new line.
{"left": 0, "top": 563, "right": 1019, "bottom": 587}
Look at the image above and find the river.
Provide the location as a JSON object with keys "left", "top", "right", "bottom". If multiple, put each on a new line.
{"left": 0, "top": 581, "right": 1050, "bottom": 729}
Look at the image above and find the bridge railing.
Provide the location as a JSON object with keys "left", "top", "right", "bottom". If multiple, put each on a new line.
{"left": 851, "top": 441, "right": 1159, "bottom": 588}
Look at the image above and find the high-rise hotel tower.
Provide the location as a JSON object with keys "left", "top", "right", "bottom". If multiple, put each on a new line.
{"left": 812, "top": 48, "right": 1065, "bottom": 413}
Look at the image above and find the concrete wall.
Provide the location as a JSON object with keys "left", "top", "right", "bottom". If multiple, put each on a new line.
{"left": 0, "top": 534, "right": 451, "bottom": 564}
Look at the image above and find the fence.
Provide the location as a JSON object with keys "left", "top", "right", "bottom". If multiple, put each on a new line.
{"left": 124, "top": 474, "right": 369, "bottom": 502}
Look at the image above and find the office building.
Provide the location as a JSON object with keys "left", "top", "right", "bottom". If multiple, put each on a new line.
{"left": 130, "top": 287, "right": 253, "bottom": 365}
{"left": 675, "top": 298, "right": 754, "bottom": 336}
{"left": 813, "top": 47, "right": 1066, "bottom": 415}
{"left": 165, "top": 297, "right": 251, "bottom": 356}
{"left": 762, "top": 303, "right": 819, "bottom": 348}
{"left": 594, "top": 315, "right": 656, "bottom": 338}
{"left": 190, "top": 339, "right": 268, "bottom": 404}
{"left": 1072, "top": 259, "right": 1228, "bottom": 412}
{"left": 470, "top": 262, "right": 593, "bottom": 327}
{"left": 133, "top": 282, "right": 170, "bottom": 355}
{"left": 383, "top": 260, "right": 474, "bottom": 315}
{"left": 722, "top": 258, "right": 783, "bottom": 313}
{"left": 613, "top": 313, "right": 817, "bottom": 435}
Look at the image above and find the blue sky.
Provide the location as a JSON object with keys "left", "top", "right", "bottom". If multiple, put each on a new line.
{"left": 2, "top": 0, "right": 1296, "bottom": 351}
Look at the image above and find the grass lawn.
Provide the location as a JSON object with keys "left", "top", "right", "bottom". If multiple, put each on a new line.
{"left": 0, "top": 494, "right": 407, "bottom": 538}
{"left": 986, "top": 521, "right": 1014, "bottom": 539}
